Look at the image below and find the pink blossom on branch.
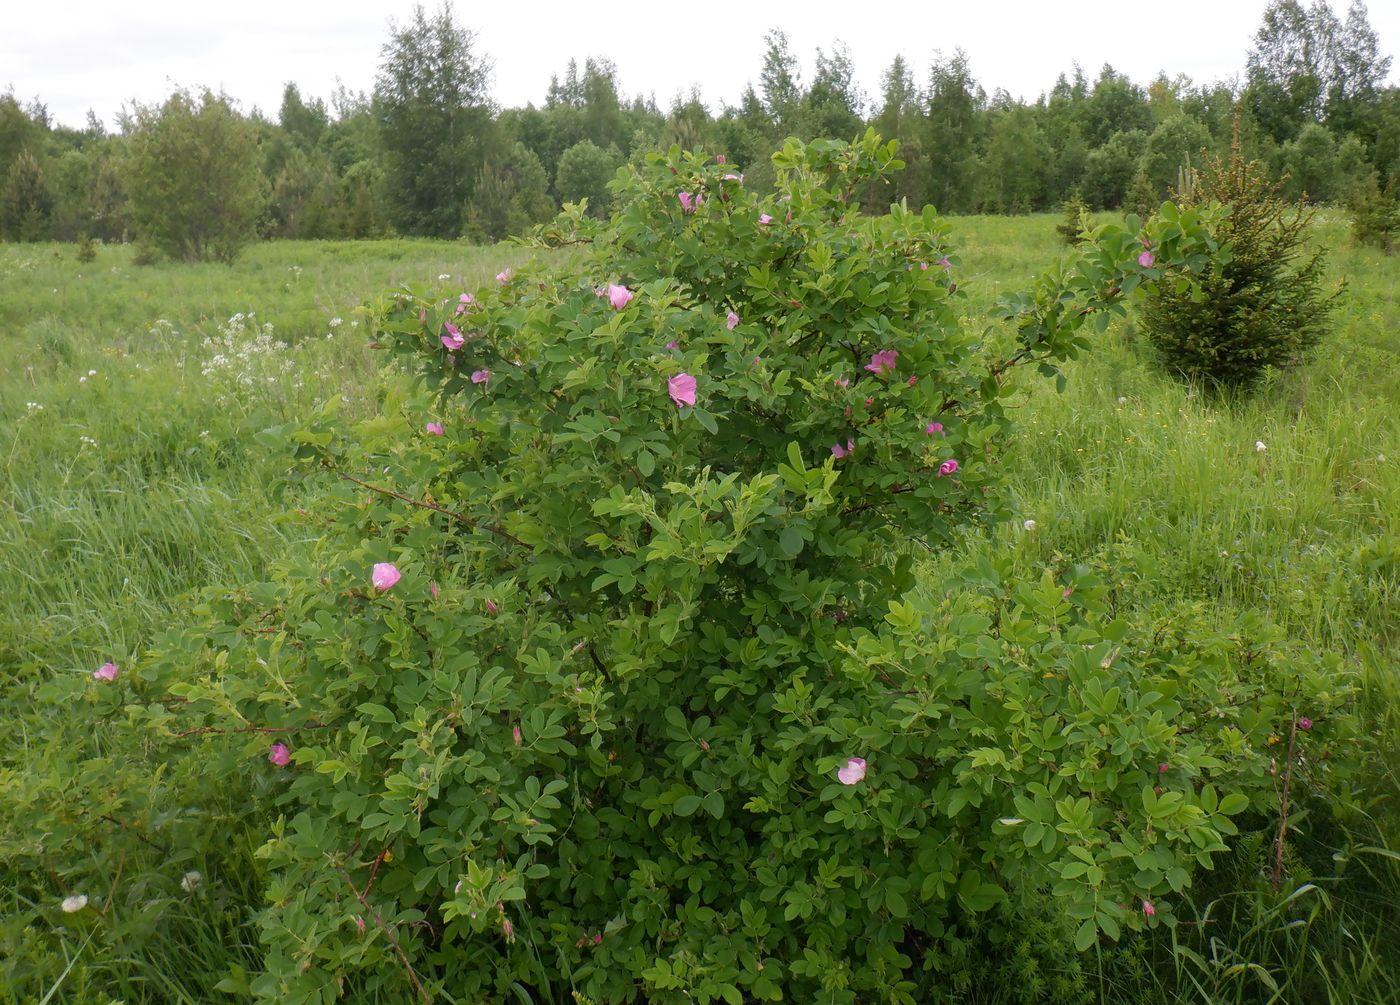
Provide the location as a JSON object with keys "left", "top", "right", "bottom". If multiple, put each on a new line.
{"left": 837, "top": 757, "right": 867, "bottom": 785}
{"left": 425, "top": 422, "right": 444, "bottom": 436}
{"left": 372, "top": 563, "right": 401, "bottom": 591}
{"left": 607, "top": 284, "right": 633, "bottom": 310}
{"left": 268, "top": 743, "right": 291, "bottom": 767}
{"left": 92, "top": 661, "right": 119, "bottom": 681}
{"left": 471, "top": 369, "right": 491, "bottom": 385}
{"left": 726, "top": 310, "right": 740, "bottom": 330}
{"left": 441, "top": 325, "right": 465, "bottom": 350}
{"left": 938, "top": 459, "right": 959, "bottom": 476}
{"left": 865, "top": 349, "right": 899, "bottom": 376}
{"left": 668, "top": 372, "right": 697, "bottom": 408}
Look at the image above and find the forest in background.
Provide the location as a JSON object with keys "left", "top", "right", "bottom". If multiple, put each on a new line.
{"left": 0, "top": 0, "right": 1395, "bottom": 249}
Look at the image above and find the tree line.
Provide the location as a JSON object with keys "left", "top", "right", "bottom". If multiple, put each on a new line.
{"left": 0, "top": 0, "right": 1395, "bottom": 257}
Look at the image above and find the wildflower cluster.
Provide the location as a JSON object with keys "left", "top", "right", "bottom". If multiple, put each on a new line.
{"left": 197, "top": 312, "right": 302, "bottom": 400}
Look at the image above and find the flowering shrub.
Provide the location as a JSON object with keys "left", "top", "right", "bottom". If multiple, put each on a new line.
{"left": 118, "top": 134, "right": 1358, "bottom": 1003}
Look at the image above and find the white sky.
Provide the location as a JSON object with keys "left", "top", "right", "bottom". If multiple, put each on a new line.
{"left": 5, "top": 1, "right": 1399, "bottom": 130}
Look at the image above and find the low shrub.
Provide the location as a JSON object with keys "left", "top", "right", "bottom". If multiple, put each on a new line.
{"left": 17, "top": 134, "right": 1358, "bottom": 1004}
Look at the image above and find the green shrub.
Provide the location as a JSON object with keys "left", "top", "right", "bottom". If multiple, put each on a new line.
{"left": 1055, "top": 192, "right": 1093, "bottom": 245}
{"left": 1347, "top": 172, "right": 1399, "bottom": 254}
{"left": 39, "top": 134, "right": 1349, "bottom": 1004}
{"left": 1140, "top": 134, "right": 1342, "bottom": 390}
{"left": 123, "top": 90, "right": 267, "bottom": 263}
{"left": 75, "top": 233, "right": 97, "bottom": 263}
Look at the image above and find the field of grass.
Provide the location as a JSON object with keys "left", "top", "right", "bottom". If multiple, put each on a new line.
{"left": 2, "top": 217, "right": 1397, "bottom": 1003}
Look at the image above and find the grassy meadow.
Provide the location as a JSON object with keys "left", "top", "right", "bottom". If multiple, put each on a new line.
{"left": 2, "top": 216, "right": 1398, "bottom": 1003}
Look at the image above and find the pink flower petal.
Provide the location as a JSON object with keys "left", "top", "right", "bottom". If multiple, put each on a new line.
{"left": 837, "top": 757, "right": 867, "bottom": 785}
{"left": 268, "top": 743, "right": 291, "bottom": 767}
{"left": 607, "top": 284, "right": 633, "bottom": 310}
{"left": 726, "top": 310, "right": 740, "bottom": 330}
{"left": 1138, "top": 250, "right": 1155, "bottom": 268}
{"left": 668, "top": 372, "right": 697, "bottom": 408}
{"left": 678, "top": 192, "right": 694, "bottom": 213}
{"left": 496, "top": 269, "right": 512, "bottom": 285}
{"left": 471, "top": 369, "right": 491, "bottom": 385}
{"left": 925, "top": 421, "right": 943, "bottom": 436}
{"left": 864, "top": 349, "right": 898, "bottom": 376}
{"left": 425, "top": 422, "right": 444, "bottom": 436}
{"left": 938, "top": 459, "right": 958, "bottom": 476}
{"left": 372, "top": 563, "right": 401, "bottom": 591}
{"left": 92, "top": 661, "right": 118, "bottom": 681}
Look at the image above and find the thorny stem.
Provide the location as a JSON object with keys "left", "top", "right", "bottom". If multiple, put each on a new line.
{"left": 337, "top": 865, "right": 433, "bottom": 1005}
{"left": 1272, "top": 710, "right": 1299, "bottom": 894}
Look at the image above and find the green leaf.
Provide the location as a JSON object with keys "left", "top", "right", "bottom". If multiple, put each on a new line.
{"left": 674, "top": 794, "right": 702, "bottom": 817}
{"left": 1074, "top": 918, "right": 1098, "bottom": 952}
{"left": 778, "top": 528, "right": 805, "bottom": 558}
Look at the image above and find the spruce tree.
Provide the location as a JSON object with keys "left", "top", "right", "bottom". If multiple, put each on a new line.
{"left": 1140, "top": 115, "right": 1342, "bottom": 389}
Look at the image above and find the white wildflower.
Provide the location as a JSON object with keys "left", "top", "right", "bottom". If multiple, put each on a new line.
{"left": 61, "top": 894, "right": 88, "bottom": 913}
{"left": 181, "top": 870, "right": 202, "bottom": 892}
{"left": 1255, "top": 441, "right": 1267, "bottom": 453}
{"left": 437, "top": 273, "right": 451, "bottom": 281}
{"left": 1023, "top": 519, "right": 1037, "bottom": 532}
{"left": 1116, "top": 396, "right": 1127, "bottom": 405}
{"left": 25, "top": 401, "right": 43, "bottom": 412}
{"left": 328, "top": 317, "right": 343, "bottom": 328}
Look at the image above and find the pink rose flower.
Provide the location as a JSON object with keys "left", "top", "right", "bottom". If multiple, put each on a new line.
{"left": 726, "top": 310, "right": 740, "bottom": 330}
{"left": 864, "top": 349, "right": 898, "bottom": 376}
{"left": 92, "top": 661, "right": 118, "bottom": 681}
{"left": 607, "top": 284, "right": 633, "bottom": 310}
{"left": 441, "top": 324, "right": 465, "bottom": 350}
{"left": 938, "top": 459, "right": 958, "bottom": 476}
{"left": 925, "top": 422, "right": 944, "bottom": 436}
{"left": 668, "top": 372, "right": 697, "bottom": 408}
{"left": 759, "top": 213, "right": 774, "bottom": 225}
{"left": 372, "top": 563, "right": 401, "bottom": 591}
{"left": 425, "top": 422, "right": 444, "bottom": 436}
{"left": 471, "top": 369, "right": 491, "bottom": 385}
{"left": 496, "top": 269, "right": 512, "bottom": 285}
{"left": 1142, "top": 900, "right": 1156, "bottom": 917}
{"left": 268, "top": 743, "right": 291, "bottom": 767}
{"left": 837, "top": 757, "right": 867, "bottom": 785}
{"left": 678, "top": 192, "right": 695, "bottom": 213}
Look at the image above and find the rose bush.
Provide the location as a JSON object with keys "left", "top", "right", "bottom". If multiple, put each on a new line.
{"left": 77, "top": 134, "right": 1357, "bottom": 1002}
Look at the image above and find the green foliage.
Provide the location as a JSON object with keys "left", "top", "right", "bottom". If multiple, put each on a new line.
{"left": 1, "top": 148, "right": 54, "bottom": 241}
{"left": 107, "top": 134, "right": 1326, "bottom": 1004}
{"left": 1346, "top": 170, "right": 1399, "bottom": 252}
{"left": 1055, "top": 193, "right": 1093, "bottom": 245}
{"left": 1141, "top": 136, "right": 1342, "bottom": 389}
{"left": 467, "top": 141, "right": 555, "bottom": 241}
{"left": 553, "top": 139, "right": 622, "bottom": 218}
{"left": 123, "top": 90, "right": 266, "bottom": 262}
{"left": 3, "top": 215, "right": 1398, "bottom": 1002}
{"left": 373, "top": 2, "right": 491, "bottom": 237}
{"left": 74, "top": 233, "right": 96, "bottom": 263}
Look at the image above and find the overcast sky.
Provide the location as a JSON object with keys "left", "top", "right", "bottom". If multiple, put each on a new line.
{"left": 5, "top": 1, "right": 1399, "bottom": 129}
